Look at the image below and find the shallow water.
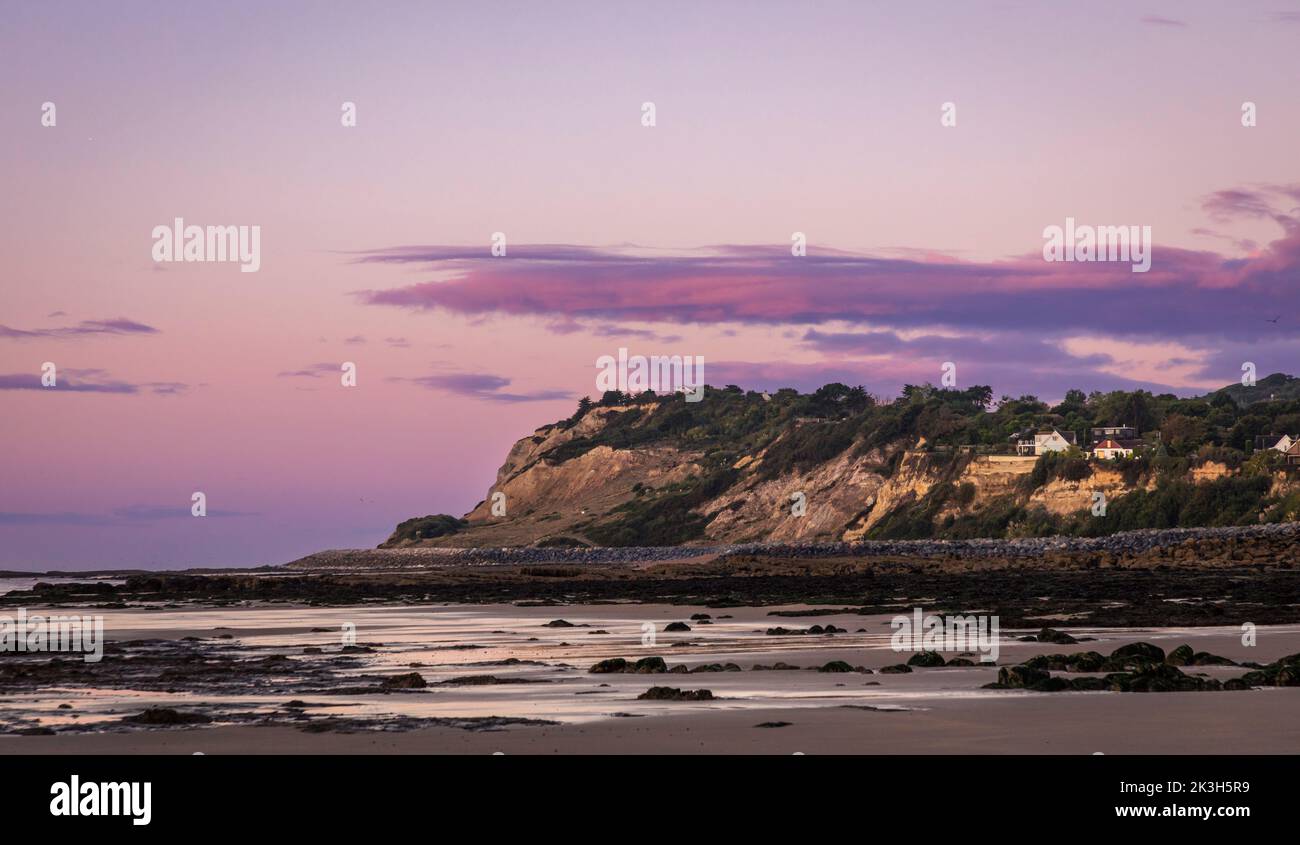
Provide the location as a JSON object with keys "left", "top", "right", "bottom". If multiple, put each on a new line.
{"left": 0, "top": 576, "right": 125, "bottom": 596}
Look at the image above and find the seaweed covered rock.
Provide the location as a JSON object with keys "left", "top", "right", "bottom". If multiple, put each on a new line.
{"left": 588, "top": 656, "right": 669, "bottom": 674}
{"left": 634, "top": 656, "right": 668, "bottom": 673}
{"left": 688, "top": 662, "right": 742, "bottom": 673}
{"left": 1104, "top": 663, "right": 1220, "bottom": 693}
{"left": 1110, "top": 642, "right": 1165, "bottom": 664}
{"left": 1049, "top": 651, "right": 1107, "bottom": 672}
{"left": 380, "top": 672, "right": 427, "bottom": 689}
{"left": 1237, "top": 653, "right": 1300, "bottom": 686}
{"left": 637, "top": 686, "right": 714, "bottom": 701}
{"left": 1036, "top": 627, "right": 1078, "bottom": 645}
{"left": 123, "top": 707, "right": 213, "bottom": 725}
{"left": 998, "top": 665, "right": 1050, "bottom": 689}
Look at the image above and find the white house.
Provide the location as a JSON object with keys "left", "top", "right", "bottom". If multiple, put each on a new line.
{"left": 1015, "top": 428, "right": 1077, "bottom": 456}
{"left": 1255, "top": 434, "right": 1297, "bottom": 453}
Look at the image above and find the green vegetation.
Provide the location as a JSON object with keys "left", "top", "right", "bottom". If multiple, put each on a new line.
{"left": 533, "top": 536, "right": 590, "bottom": 548}
{"left": 936, "top": 496, "right": 1062, "bottom": 540}
{"left": 1214, "top": 372, "right": 1300, "bottom": 408}
{"left": 384, "top": 514, "right": 468, "bottom": 544}
{"left": 1024, "top": 448, "right": 1093, "bottom": 491}
{"left": 583, "top": 468, "right": 739, "bottom": 546}
{"left": 1075, "top": 476, "right": 1273, "bottom": 535}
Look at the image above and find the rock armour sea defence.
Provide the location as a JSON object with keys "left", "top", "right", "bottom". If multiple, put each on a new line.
{"left": 286, "top": 521, "right": 1300, "bottom": 570}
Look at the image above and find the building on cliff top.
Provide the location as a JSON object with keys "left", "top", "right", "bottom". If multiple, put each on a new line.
{"left": 1013, "top": 428, "right": 1078, "bottom": 456}
{"left": 1255, "top": 434, "right": 1298, "bottom": 453}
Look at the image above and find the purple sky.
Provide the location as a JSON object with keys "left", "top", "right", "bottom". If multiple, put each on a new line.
{"left": 2, "top": 1, "right": 1299, "bottom": 569}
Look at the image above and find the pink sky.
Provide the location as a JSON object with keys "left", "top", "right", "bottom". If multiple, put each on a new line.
{"left": 2, "top": 1, "right": 1298, "bottom": 568}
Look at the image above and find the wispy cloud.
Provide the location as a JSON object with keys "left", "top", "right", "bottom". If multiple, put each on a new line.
{"left": 389, "top": 371, "right": 570, "bottom": 403}
{"left": 351, "top": 186, "right": 1300, "bottom": 343}
{"left": 0, "top": 369, "right": 187, "bottom": 395}
{"left": 276, "top": 362, "right": 343, "bottom": 378}
{"left": 0, "top": 317, "right": 160, "bottom": 340}
{"left": 0, "top": 504, "right": 255, "bottom": 525}
{"left": 347, "top": 184, "right": 1300, "bottom": 397}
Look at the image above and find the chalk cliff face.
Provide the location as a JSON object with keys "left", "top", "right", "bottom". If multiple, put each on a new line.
{"left": 382, "top": 390, "right": 1300, "bottom": 549}
{"left": 395, "top": 404, "right": 705, "bottom": 549}
{"left": 700, "top": 446, "right": 887, "bottom": 544}
{"left": 379, "top": 369, "right": 1300, "bottom": 546}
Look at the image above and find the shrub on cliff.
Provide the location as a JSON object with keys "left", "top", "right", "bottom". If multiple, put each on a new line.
{"left": 382, "top": 514, "right": 468, "bottom": 546}
{"left": 1024, "top": 448, "right": 1092, "bottom": 491}
{"left": 1077, "top": 476, "right": 1271, "bottom": 535}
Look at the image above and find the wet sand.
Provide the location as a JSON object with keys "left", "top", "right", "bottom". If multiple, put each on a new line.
{"left": 3, "top": 600, "right": 1299, "bottom": 753}
{"left": 7, "top": 690, "right": 1299, "bottom": 754}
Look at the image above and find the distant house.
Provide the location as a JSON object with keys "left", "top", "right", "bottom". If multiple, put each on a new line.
{"left": 1014, "top": 428, "right": 1077, "bottom": 456}
{"left": 1286, "top": 441, "right": 1300, "bottom": 466}
{"left": 1090, "top": 425, "right": 1137, "bottom": 444}
{"left": 1254, "top": 434, "right": 1298, "bottom": 453}
{"left": 1092, "top": 438, "right": 1137, "bottom": 460}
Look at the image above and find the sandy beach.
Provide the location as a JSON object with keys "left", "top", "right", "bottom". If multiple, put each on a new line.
{"left": 4, "top": 598, "right": 1298, "bottom": 754}
{"left": 9, "top": 691, "right": 1298, "bottom": 755}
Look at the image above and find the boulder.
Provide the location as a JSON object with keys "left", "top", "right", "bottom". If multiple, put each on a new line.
{"left": 1110, "top": 642, "right": 1166, "bottom": 663}
{"left": 1036, "top": 627, "right": 1077, "bottom": 645}
{"left": 637, "top": 686, "right": 714, "bottom": 701}
{"left": 634, "top": 656, "right": 668, "bottom": 673}
{"left": 997, "top": 665, "right": 1050, "bottom": 689}
{"left": 380, "top": 672, "right": 427, "bottom": 689}
{"left": 123, "top": 707, "right": 212, "bottom": 725}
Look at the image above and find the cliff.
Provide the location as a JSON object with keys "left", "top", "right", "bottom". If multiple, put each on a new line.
{"left": 381, "top": 379, "right": 1300, "bottom": 549}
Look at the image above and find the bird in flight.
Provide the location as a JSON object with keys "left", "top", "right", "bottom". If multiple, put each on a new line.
{"left": 1265, "top": 315, "right": 1281, "bottom": 324}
